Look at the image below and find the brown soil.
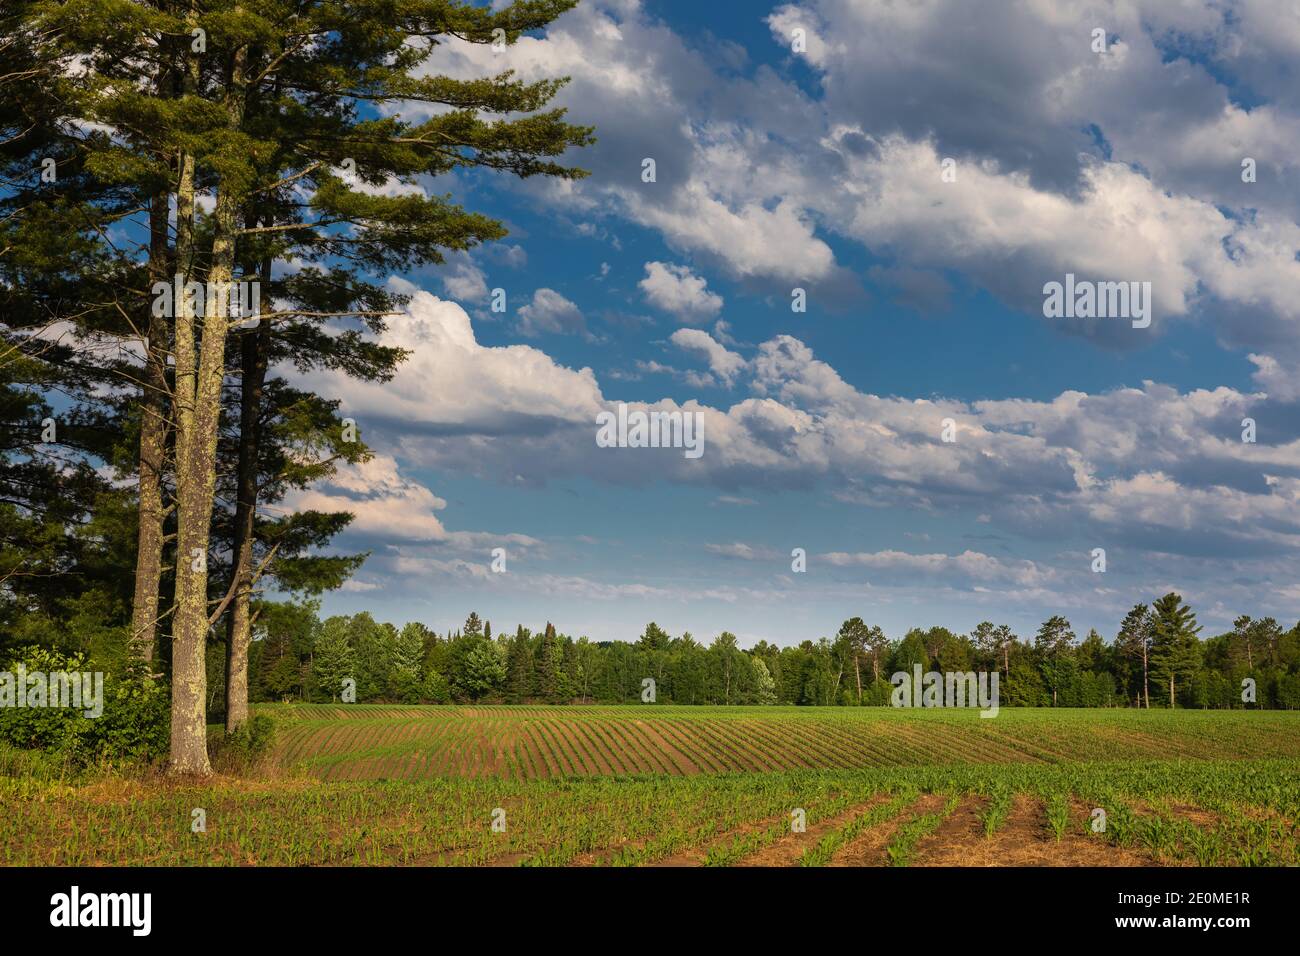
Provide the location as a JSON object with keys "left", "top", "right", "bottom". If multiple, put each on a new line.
{"left": 736, "top": 793, "right": 893, "bottom": 867}
{"left": 635, "top": 722, "right": 701, "bottom": 776}
{"left": 1164, "top": 802, "right": 1220, "bottom": 828}
{"left": 907, "top": 795, "right": 989, "bottom": 866}
{"left": 650, "top": 811, "right": 788, "bottom": 867}
{"left": 916, "top": 793, "right": 1158, "bottom": 867}
{"left": 829, "top": 792, "right": 943, "bottom": 867}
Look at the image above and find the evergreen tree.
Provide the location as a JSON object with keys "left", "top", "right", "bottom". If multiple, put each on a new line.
{"left": 0, "top": 3, "right": 140, "bottom": 662}
{"left": 1151, "top": 593, "right": 1202, "bottom": 708}
{"left": 537, "top": 622, "right": 563, "bottom": 702}
{"left": 638, "top": 622, "right": 671, "bottom": 652}
{"left": 1077, "top": 628, "right": 1107, "bottom": 673}
{"left": 216, "top": 374, "right": 370, "bottom": 730}
{"left": 506, "top": 627, "right": 536, "bottom": 702}
{"left": 251, "top": 599, "right": 319, "bottom": 701}
{"left": 313, "top": 617, "right": 356, "bottom": 703}
{"left": 392, "top": 623, "right": 426, "bottom": 702}
{"left": 458, "top": 640, "right": 506, "bottom": 701}
{"left": 16, "top": 0, "right": 592, "bottom": 775}
{"left": 1034, "top": 615, "right": 1076, "bottom": 706}
{"left": 836, "top": 617, "right": 871, "bottom": 703}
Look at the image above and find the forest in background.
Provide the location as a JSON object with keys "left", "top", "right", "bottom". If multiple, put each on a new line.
{"left": 242, "top": 600, "right": 1300, "bottom": 710}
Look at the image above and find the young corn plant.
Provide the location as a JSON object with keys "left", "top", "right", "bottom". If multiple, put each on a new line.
{"left": 885, "top": 794, "right": 959, "bottom": 867}
{"left": 798, "top": 790, "right": 915, "bottom": 867}
{"left": 978, "top": 787, "right": 1013, "bottom": 839}
{"left": 1045, "top": 792, "right": 1072, "bottom": 842}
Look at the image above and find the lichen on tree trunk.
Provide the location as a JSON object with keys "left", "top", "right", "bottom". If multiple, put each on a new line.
{"left": 224, "top": 299, "right": 269, "bottom": 734}
{"left": 167, "top": 34, "right": 249, "bottom": 776}
{"left": 130, "top": 192, "right": 171, "bottom": 663}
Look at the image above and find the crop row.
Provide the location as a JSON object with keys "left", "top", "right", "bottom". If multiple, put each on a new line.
{"left": 264, "top": 707, "right": 1300, "bottom": 780}
{"left": 4, "top": 759, "right": 1296, "bottom": 866}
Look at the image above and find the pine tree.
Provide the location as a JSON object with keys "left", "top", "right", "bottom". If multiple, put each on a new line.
{"left": 537, "top": 622, "right": 562, "bottom": 702}
{"left": 392, "top": 623, "right": 425, "bottom": 703}
{"left": 215, "top": 369, "right": 371, "bottom": 731}
{"left": 1115, "top": 603, "right": 1154, "bottom": 707}
{"left": 1151, "top": 593, "right": 1202, "bottom": 708}
{"left": 16, "top": 0, "right": 592, "bottom": 773}
{"left": 1034, "top": 615, "right": 1076, "bottom": 706}
{"left": 836, "top": 617, "right": 870, "bottom": 703}
{"left": 506, "top": 627, "right": 535, "bottom": 702}
{"left": 0, "top": 2, "right": 144, "bottom": 660}
{"left": 638, "top": 622, "right": 671, "bottom": 651}
{"left": 1077, "top": 628, "right": 1107, "bottom": 672}
{"left": 350, "top": 615, "right": 396, "bottom": 701}
{"left": 312, "top": 617, "right": 356, "bottom": 703}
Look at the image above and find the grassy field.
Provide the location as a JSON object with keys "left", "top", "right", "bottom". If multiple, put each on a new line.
{"left": 3, "top": 705, "right": 1299, "bottom": 867}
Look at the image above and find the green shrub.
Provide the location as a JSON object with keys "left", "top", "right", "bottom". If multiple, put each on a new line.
{"left": 0, "top": 646, "right": 168, "bottom": 769}
{"left": 211, "top": 714, "right": 277, "bottom": 772}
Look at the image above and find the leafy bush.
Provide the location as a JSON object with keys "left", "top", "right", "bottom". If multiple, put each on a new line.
{"left": 211, "top": 714, "right": 277, "bottom": 772}
{"left": 0, "top": 646, "right": 168, "bottom": 769}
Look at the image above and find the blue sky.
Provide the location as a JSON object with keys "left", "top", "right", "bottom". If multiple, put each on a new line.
{"left": 285, "top": 0, "right": 1300, "bottom": 647}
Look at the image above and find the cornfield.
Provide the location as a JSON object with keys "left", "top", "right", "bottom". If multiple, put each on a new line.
{"left": 3, "top": 706, "right": 1297, "bottom": 867}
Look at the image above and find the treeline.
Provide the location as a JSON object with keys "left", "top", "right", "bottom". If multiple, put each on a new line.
{"left": 242, "top": 595, "right": 1300, "bottom": 710}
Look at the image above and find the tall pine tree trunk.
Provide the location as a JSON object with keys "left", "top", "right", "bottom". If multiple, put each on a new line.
{"left": 166, "top": 119, "right": 208, "bottom": 773}
{"left": 224, "top": 289, "right": 269, "bottom": 733}
{"left": 168, "top": 38, "right": 248, "bottom": 776}
{"left": 130, "top": 191, "right": 170, "bottom": 662}
{"left": 171, "top": 229, "right": 235, "bottom": 773}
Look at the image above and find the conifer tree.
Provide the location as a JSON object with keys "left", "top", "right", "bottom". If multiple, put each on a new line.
{"left": 1151, "top": 592, "right": 1202, "bottom": 708}
{"left": 312, "top": 616, "right": 356, "bottom": 703}
{"left": 1034, "top": 615, "right": 1076, "bottom": 707}
{"left": 392, "top": 623, "right": 425, "bottom": 702}
{"left": 20, "top": 0, "right": 592, "bottom": 773}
